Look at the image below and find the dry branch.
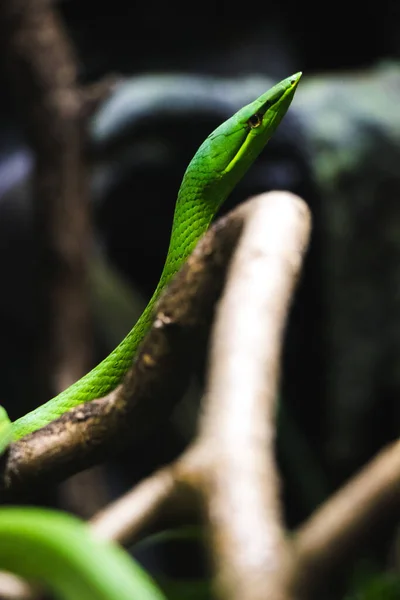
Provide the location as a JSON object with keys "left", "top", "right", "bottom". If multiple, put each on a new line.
{"left": 91, "top": 466, "right": 193, "bottom": 546}
{"left": 91, "top": 191, "right": 311, "bottom": 600}
{"left": 0, "top": 202, "right": 244, "bottom": 498}
{"left": 292, "top": 438, "right": 400, "bottom": 597}
{"left": 0, "top": 572, "right": 38, "bottom": 600}
{"left": 193, "top": 191, "right": 309, "bottom": 600}
{"left": 91, "top": 413, "right": 400, "bottom": 600}
{"left": 6, "top": 188, "right": 397, "bottom": 598}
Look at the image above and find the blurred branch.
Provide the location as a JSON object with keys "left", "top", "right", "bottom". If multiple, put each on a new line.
{"left": 0, "top": 0, "right": 115, "bottom": 395}
{"left": 80, "top": 75, "right": 121, "bottom": 119}
{"left": 91, "top": 466, "right": 190, "bottom": 546}
{"left": 5, "top": 429, "right": 400, "bottom": 599}
{"left": 91, "top": 192, "right": 310, "bottom": 600}
{"left": 0, "top": 0, "right": 120, "bottom": 517}
{"left": 4, "top": 185, "right": 398, "bottom": 598}
{"left": 292, "top": 438, "right": 400, "bottom": 598}
{"left": 0, "top": 572, "right": 38, "bottom": 600}
{"left": 0, "top": 0, "right": 90, "bottom": 393}
{"left": 193, "top": 191, "right": 308, "bottom": 600}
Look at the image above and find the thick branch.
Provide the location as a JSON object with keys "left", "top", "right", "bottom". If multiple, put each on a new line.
{"left": 95, "top": 402, "right": 400, "bottom": 599}
{"left": 191, "top": 191, "right": 310, "bottom": 600}
{"left": 0, "top": 0, "right": 91, "bottom": 393}
{"left": 0, "top": 204, "right": 244, "bottom": 498}
{"left": 90, "top": 192, "right": 311, "bottom": 600}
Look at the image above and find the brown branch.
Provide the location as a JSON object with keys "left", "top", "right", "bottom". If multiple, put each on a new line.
{"left": 90, "top": 191, "right": 311, "bottom": 600}
{"left": 191, "top": 191, "right": 310, "bottom": 600}
{"left": 0, "top": 0, "right": 92, "bottom": 394}
{"left": 0, "top": 202, "right": 244, "bottom": 498}
{"left": 0, "top": 0, "right": 121, "bottom": 524}
{"left": 91, "top": 400, "right": 400, "bottom": 600}
{"left": 1, "top": 146, "right": 399, "bottom": 597}
{"left": 291, "top": 438, "right": 400, "bottom": 597}
{"left": 91, "top": 466, "right": 192, "bottom": 546}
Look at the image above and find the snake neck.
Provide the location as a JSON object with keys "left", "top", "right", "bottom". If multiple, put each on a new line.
{"left": 82, "top": 173, "right": 219, "bottom": 394}
{"left": 12, "top": 174, "right": 220, "bottom": 439}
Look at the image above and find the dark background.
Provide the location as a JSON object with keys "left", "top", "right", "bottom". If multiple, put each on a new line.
{"left": 0, "top": 1, "right": 399, "bottom": 591}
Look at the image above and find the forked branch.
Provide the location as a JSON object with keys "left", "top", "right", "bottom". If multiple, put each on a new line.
{"left": 92, "top": 191, "right": 311, "bottom": 600}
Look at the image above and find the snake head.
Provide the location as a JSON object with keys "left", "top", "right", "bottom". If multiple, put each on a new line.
{"left": 184, "top": 72, "right": 302, "bottom": 211}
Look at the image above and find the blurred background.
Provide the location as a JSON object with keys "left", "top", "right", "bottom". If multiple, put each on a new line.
{"left": 0, "top": 0, "right": 400, "bottom": 596}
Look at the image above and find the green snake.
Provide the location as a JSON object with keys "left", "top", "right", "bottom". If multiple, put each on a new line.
{"left": 0, "top": 73, "right": 300, "bottom": 599}
{"left": 0, "top": 507, "right": 166, "bottom": 600}
{"left": 0, "top": 72, "right": 300, "bottom": 443}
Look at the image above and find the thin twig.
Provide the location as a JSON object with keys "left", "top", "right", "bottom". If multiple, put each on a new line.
{"left": 91, "top": 466, "right": 189, "bottom": 546}
{"left": 292, "top": 438, "right": 400, "bottom": 597}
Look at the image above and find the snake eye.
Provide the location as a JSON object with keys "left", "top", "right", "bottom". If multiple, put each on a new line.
{"left": 248, "top": 113, "right": 262, "bottom": 129}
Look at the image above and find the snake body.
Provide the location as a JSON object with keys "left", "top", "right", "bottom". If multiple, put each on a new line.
{"left": 0, "top": 73, "right": 301, "bottom": 599}
{"left": 0, "top": 507, "right": 165, "bottom": 600}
